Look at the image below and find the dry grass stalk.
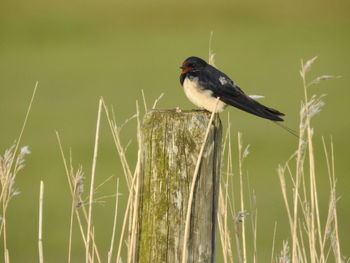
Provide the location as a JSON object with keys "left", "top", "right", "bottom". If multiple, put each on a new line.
{"left": 277, "top": 57, "right": 344, "bottom": 263}
{"left": 56, "top": 133, "right": 102, "bottom": 263}
{"left": 0, "top": 82, "right": 37, "bottom": 263}
{"left": 152, "top": 93, "right": 164, "bottom": 109}
{"left": 217, "top": 113, "right": 258, "bottom": 263}
{"left": 217, "top": 114, "right": 235, "bottom": 263}
{"left": 127, "top": 101, "right": 142, "bottom": 263}
{"left": 208, "top": 31, "right": 216, "bottom": 67}
{"left": 100, "top": 99, "right": 142, "bottom": 263}
{"left": 271, "top": 222, "right": 278, "bottom": 263}
{"left": 107, "top": 178, "right": 120, "bottom": 263}
{"left": 55, "top": 94, "right": 146, "bottom": 263}
{"left": 247, "top": 178, "right": 258, "bottom": 263}
{"left": 115, "top": 170, "right": 138, "bottom": 263}
{"left": 86, "top": 98, "right": 103, "bottom": 263}
{"left": 238, "top": 132, "right": 247, "bottom": 263}
{"left": 102, "top": 101, "right": 134, "bottom": 189}
{"left": 141, "top": 90, "right": 148, "bottom": 113}
{"left": 38, "top": 181, "right": 44, "bottom": 263}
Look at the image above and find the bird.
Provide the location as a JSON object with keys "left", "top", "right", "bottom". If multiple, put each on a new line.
{"left": 179, "top": 56, "right": 285, "bottom": 122}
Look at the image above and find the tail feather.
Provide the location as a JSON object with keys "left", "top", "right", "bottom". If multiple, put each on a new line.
{"left": 265, "top": 107, "right": 285, "bottom": 117}
{"left": 221, "top": 95, "right": 285, "bottom": 122}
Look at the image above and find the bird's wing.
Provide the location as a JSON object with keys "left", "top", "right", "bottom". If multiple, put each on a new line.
{"left": 199, "top": 67, "right": 285, "bottom": 121}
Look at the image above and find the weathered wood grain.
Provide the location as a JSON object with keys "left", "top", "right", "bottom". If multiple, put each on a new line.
{"left": 135, "top": 109, "right": 222, "bottom": 263}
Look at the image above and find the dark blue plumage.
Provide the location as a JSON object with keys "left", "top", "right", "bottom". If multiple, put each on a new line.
{"left": 180, "top": 56, "right": 285, "bottom": 122}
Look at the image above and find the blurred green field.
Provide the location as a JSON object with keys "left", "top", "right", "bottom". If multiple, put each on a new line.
{"left": 1, "top": 0, "right": 349, "bottom": 262}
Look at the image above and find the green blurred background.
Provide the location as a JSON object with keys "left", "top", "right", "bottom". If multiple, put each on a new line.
{"left": 1, "top": 0, "right": 349, "bottom": 262}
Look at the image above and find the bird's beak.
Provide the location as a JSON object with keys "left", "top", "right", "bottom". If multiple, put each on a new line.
{"left": 180, "top": 66, "right": 186, "bottom": 69}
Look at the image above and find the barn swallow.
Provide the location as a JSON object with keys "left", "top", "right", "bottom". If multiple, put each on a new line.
{"left": 179, "top": 56, "right": 285, "bottom": 121}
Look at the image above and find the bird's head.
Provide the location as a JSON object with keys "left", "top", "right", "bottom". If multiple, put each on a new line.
{"left": 180, "top": 56, "right": 207, "bottom": 74}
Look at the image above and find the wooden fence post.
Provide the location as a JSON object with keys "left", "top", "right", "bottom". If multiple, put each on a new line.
{"left": 135, "top": 109, "right": 222, "bottom": 263}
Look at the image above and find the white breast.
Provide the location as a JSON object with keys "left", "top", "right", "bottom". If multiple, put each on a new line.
{"left": 183, "top": 77, "right": 226, "bottom": 113}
